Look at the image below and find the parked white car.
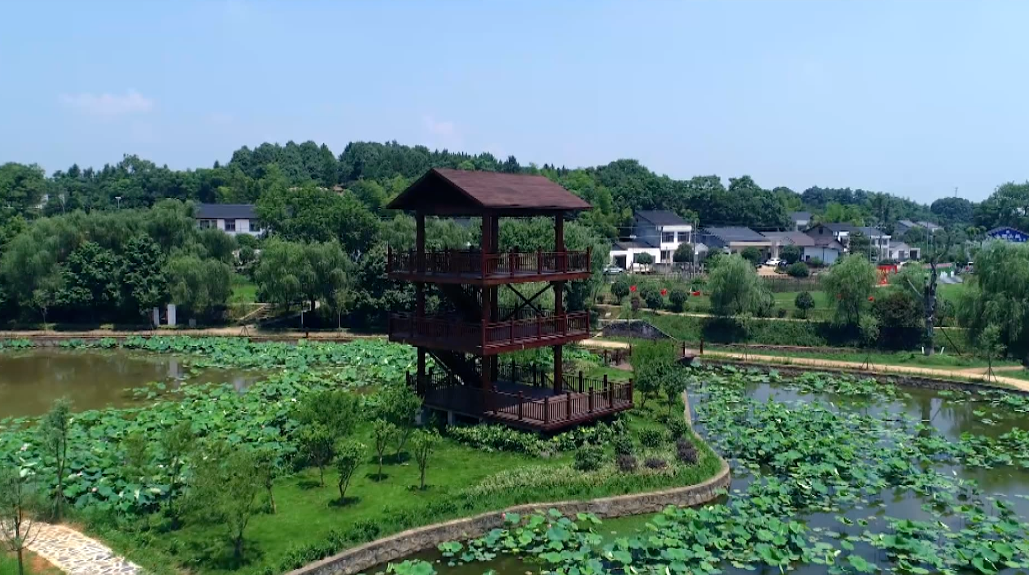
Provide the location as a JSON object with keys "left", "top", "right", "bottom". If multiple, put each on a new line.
{"left": 764, "top": 258, "right": 782, "bottom": 267}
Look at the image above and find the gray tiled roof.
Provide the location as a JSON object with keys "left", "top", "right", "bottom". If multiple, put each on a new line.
{"left": 636, "top": 210, "right": 690, "bottom": 226}
{"left": 195, "top": 204, "right": 257, "bottom": 219}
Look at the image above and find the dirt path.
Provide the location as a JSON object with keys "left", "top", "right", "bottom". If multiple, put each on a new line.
{"left": 580, "top": 338, "right": 1029, "bottom": 392}
{"left": 26, "top": 523, "right": 141, "bottom": 575}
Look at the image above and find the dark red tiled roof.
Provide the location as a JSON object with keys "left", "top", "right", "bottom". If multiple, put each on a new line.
{"left": 387, "top": 168, "right": 591, "bottom": 214}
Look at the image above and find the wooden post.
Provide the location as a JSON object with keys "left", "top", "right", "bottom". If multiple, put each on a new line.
{"left": 629, "top": 379, "right": 634, "bottom": 405}
{"left": 588, "top": 389, "right": 594, "bottom": 413}
{"left": 603, "top": 374, "right": 608, "bottom": 401}
{"left": 553, "top": 345, "right": 562, "bottom": 394}
{"left": 566, "top": 391, "right": 572, "bottom": 419}
{"left": 544, "top": 396, "right": 550, "bottom": 425}
{"left": 555, "top": 212, "right": 565, "bottom": 272}
{"left": 537, "top": 248, "right": 543, "bottom": 274}
{"left": 518, "top": 392, "right": 524, "bottom": 420}
{"left": 509, "top": 249, "right": 516, "bottom": 277}
{"left": 578, "top": 371, "right": 584, "bottom": 393}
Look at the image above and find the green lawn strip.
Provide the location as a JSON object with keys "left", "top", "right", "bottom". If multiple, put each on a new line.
{"left": 1003, "top": 368, "right": 1029, "bottom": 382}
{"left": 709, "top": 346, "right": 1019, "bottom": 370}
{"left": 229, "top": 277, "right": 259, "bottom": 305}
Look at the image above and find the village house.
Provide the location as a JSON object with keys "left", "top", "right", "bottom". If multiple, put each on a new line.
{"left": 194, "top": 204, "right": 263, "bottom": 237}
{"left": 608, "top": 210, "right": 694, "bottom": 270}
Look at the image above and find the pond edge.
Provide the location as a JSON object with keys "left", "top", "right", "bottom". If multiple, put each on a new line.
{"left": 288, "top": 390, "right": 730, "bottom": 575}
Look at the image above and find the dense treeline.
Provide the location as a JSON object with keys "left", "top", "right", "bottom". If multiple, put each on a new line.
{"left": 1, "top": 139, "right": 1026, "bottom": 328}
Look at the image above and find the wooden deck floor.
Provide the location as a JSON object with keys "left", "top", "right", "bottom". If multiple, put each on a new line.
{"left": 423, "top": 380, "right": 633, "bottom": 432}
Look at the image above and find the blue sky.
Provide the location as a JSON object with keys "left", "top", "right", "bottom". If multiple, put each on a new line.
{"left": 1, "top": 1, "right": 1027, "bottom": 203}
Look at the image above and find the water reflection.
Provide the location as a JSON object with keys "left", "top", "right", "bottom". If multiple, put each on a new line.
{"left": 0, "top": 349, "right": 263, "bottom": 418}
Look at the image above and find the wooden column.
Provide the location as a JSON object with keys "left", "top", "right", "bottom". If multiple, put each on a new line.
{"left": 416, "top": 213, "right": 426, "bottom": 384}
{"left": 553, "top": 212, "right": 565, "bottom": 395}
{"left": 489, "top": 215, "right": 500, "bottom": 382}
{"left": 480, "top": 216, "right": 492, "bottom": 389}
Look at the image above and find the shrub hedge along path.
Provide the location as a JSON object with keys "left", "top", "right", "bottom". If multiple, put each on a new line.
{"left": 582, "top": 339, "right": 1029, "bottom": 391}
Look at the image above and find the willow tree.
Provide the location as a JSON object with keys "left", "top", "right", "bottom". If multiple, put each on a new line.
{"left": 957, "top": 242, "right": 1029, "bottom": 364}
{"left": 708, "top": 254, "right": 770, "bottom": 317}
{"left": 821, "top": 255, "right": 877, "bottom": 327}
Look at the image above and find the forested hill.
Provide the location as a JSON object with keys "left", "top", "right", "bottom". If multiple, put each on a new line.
{"left": 3, "top": 139, "right": 1025, "bottom": 236}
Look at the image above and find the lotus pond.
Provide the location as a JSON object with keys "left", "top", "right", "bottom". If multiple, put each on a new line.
{"left": 379, "top": 366, "right": 1029, "bottom": 575}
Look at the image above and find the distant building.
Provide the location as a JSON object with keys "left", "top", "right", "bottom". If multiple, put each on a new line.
{"left": 854, "top": 227, "right": 892, "bottom": 261}
{"left": 895, "top": 219, "right": 943, "bottom": 236}
{"left": 788, "top": 211, "right": 812, "bottom": 231}
{"left": 761, "top": 231, "right": 815, "bottom": 260}
{"left": 608, "top": 210, "right": 694, "bottom": 269}
{"left": 888, "top": 241, "right": 920, "bottom": 262}
{"left": 697, "top": 227, "right": 772, "bottom": 257}
{"left": 194, "top": 204, "right": 263, "bottom": 237}
{"left": 804, "top": 224, "right": 847, "bottom": 264}
{"left": 985, "top": 226, "right": 1028, "bottom": 243}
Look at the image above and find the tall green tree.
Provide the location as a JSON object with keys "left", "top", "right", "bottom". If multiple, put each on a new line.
{"left": 957, "top": 242, "right": 1029, "bottom": 363}
{"left": 0, "top": 462, "right": 41, "bottom": 575}
{"left": 164, "top": 254, "right": 232, "bottom": 319}
{"left": 186, "top": 443, "right": 264, "bottom": 563}
{"left": 821, "top": 255, "right": 877, "bottom": 326}
{"left": 708, "top": 254, "right": 771, "bottom": 317}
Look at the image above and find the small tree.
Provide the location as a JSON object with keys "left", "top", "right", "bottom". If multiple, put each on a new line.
{"left": 254, "top": 448, "right": 280, "bottom": 514}
{"left": 38, "top": 398, "right": 71, "bottom": 519}
{"left": 187, "top": 443, "right": 263, "bottom": 563}
{"left": 411, "top": 429, "right": 440, "bottom": 490}
{"left": 708, "top": 254, "right": 770, "bottom": 317}
{"left": 780, "top": 245, "right": 802, "bottom": 265}
{"left": 377, "top": 385, "right": 422, "bottom": 460}
{"left": 977, "top": 324, "right": 1005, "bottom": 382}
{"left": 661, "top": 368, "right": 689, "bottom": 416}
{"left": 633, "top": 252, "right": 654, "bottom": 271}
{"left": 673, "top": 243, "right": 694, "bottom": 263}
{"left": 334, "top": 440, "right": 364, "bottom": 502}
{"left": 160, "top": 419, "right": 194, "bottom": 524}
{"left": 668, "top": 287, "right": 689, "bottom": 312}
{"left": 296, "top": 390, "right": 360, "bottom": 438}
{"left": 808, "top": 257, "right": 824, "bottom": 268}
{"left": 740, "top": 247, "right": 763, "bottom": 267}
{"left": 372, "top": 420, "right": 397, "bottom": 480}
{"left": 858, "top": 314, "right": 880, "bottom": 369}
{"left": 299, "top": 425, "right": 336, "bottom": 487}
{"left": 610, "top": 276, "right": 631, "bottom": 302}
{"left": 736, "top": 313, "right": 755, "bottom": 360}
{"left": 0, "top": 463, "right": 41, "bottom": 575}
{"left": 786, "top": 262, "right": 810, "bottom": 278}
{"left": 794, "top": 291, "right": 816, "bottom": 319}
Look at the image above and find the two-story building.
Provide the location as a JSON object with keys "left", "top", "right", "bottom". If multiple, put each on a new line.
{"left": 855, "top": 226, "right": 892, "bottom": 261}
{"left": 609, "top": 210, "right": 694, "bottom": 269}
{"left": 895, "top": 219, "right": 943, "bottom": 237}
{"left": 789, "top": 211, "right": 812, "bottom": 231}
{"left": 696, "top": 227, "right": 773, "bottom": 257}
{"left": 194, "top": 204, "right": 263, "bottom": 237}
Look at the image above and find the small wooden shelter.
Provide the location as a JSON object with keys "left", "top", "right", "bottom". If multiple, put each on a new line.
{"left": 386, "top": 168, "right": 633, "bottom": 431}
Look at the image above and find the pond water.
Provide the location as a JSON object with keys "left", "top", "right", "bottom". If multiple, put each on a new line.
{"left": 0, "top": 349, "right": 264, "bottom": 418}
{"left": 378, "top": 371, "right": 1029, "bottom": 575}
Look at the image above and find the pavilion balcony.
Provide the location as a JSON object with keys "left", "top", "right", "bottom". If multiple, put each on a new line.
{"left": 408, "top": 366, "right": 634, "bottom": 432}
{"left": 386, "top": 247, "right": 592, "bottom": 285}
{"left": 388, "top": 311, "right": 590, "bottom": 355}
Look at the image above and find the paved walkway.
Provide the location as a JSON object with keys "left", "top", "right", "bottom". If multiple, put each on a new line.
{"left": 581, "top": 338, "right": 1029, "bottom": 392}
{"left": 26, "top": 523, "right": 142, "bottom": 575}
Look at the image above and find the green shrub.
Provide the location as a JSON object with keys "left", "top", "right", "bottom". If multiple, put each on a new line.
{"left": 573, "top": 443, "right": 604, "bottom": 471}
{"left": 644, "top": 457, "right": 668, "bottom": 470}
{"left": 616, "top": 454, "right": 638, "bottom": 473}
{"left": 676, "top": 438, "right": 699, "bottom": 465}
{"left": 786, "top": 262, "right": 810, "bottom": 278}
{"left": 611, "top": 276, "right": 631, "bottom": 302}
{"left": 794, "top": 292, "right": 816, "bottom": 318}
{"left": 668, "top": 287, "right": 689, "bottom": 312}
{"left": 639, "top": 428, "right": 666, "bottom": 448}
{"left": 613, "top": 434, "right": 635, "bottom": 456}
{"left": 640, "top": 284, "right": 663, "bottom": 309}
{"left": 667, "top": 418, "right": 689, "bottom": 440}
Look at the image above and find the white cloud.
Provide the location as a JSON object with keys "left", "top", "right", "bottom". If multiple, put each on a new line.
{"left": 59, "top": 90, "right": 155, "bottom": 117}
{"left": 422, "top": 115, "right": 457, "bottom": 138}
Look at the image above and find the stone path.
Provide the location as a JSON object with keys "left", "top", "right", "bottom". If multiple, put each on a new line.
{"left": 26, "top": 523, "right": 142, "bottom": 575}
{"left": 581, "top": 338, "right": 1029, "bottom": 392}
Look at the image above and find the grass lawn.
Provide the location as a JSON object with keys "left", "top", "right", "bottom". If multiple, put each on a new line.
{"left": 229, "top": 276, "right": 259, "bottom": 305}
{"left": 1005, "top": 368, "right": 1029, "bottom": 382}
{"left": 0, "top": 552, "right": 61, "bottom": 575}
{"left": 92, "top": 393, "right": 721, "bottom": 575}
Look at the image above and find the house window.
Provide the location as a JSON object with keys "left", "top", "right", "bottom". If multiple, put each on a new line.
{"left": 676, "top": 231, "right": 689, "bottom": 242}
{"left": 660, "top": 250, "right": 671, "bottom": 262}
{"left": 198, "top": 219, "right": 213, "bottom": 229}
{"left": 662, "top": 232, "right": 675, "bottom": 243}
{"left": 224, "top": 219, "right": 236, "bottom": 232}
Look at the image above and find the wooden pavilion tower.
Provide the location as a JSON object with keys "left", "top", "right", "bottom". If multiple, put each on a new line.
{"left": 386, "top": 168, "right": 633, "bottom": 431}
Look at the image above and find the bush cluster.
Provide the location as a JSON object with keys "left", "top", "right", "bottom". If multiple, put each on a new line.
{"left": 574, "top": 443, "right": 605, "bottom": 471}
{"left": 644, "top": 457, "right": 668, "bottom": 470}
{"left": 667, "top": 418, "right": 689, "bottom": 440}
{"left": 638, "top": 428, "right": 666, "bottom": 448}
{"left": 616, "top": 454, "right": 638, "bottom": 473}
{"left": 676, "top": 438, "right": 699, "bottom": 465}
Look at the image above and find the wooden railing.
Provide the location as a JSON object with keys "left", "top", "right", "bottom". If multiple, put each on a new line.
{"left": 387, "top": 247, "right": 592, "bottom": 278}
{"left": 390, "top": 312, "right": 590, "bottom": 351}
{"left": 410, "top": 367, "right": 634, "bottom": 429}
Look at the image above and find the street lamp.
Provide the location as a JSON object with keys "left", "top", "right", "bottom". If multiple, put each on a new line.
{"left": 115, "top": 196, "right": 122, "bottom": 209}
